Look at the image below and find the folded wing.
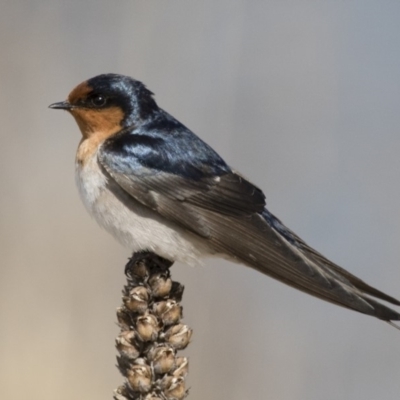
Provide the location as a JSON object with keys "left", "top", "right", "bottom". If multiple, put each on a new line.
{"left": 99, "top": 144, "right": 400, "bottom": 322}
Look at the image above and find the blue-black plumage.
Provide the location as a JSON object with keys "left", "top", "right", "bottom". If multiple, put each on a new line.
{"left": 50, "top": 73, "right": 400, "bottom": 325}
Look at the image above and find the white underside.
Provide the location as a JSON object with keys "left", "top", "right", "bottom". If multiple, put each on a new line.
{"left": 75, "top": 150, "right": 212, "bottom": 265}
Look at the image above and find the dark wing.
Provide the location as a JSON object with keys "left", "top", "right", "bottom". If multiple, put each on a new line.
{"left": 98, "top": 133, "right": 400, "bottom": 322}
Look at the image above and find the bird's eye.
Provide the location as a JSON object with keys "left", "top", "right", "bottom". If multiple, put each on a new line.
{"left": 90, "top": 94, "right": 107, "bottom": 107}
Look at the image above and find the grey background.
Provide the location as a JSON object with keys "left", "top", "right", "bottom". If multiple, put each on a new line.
{"left": 1, "top": 1, "right": 400, "bottom": 399}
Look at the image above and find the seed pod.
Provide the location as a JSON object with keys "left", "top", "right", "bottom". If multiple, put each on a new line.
{"left": 113, "top": 385, "right": 129, "bottom": 400}
{"left": 152, "top": 300, "right": 166, "bottom": 316}
{"left": 153, "top": 300, "right": 182, "bottom": 326}
{"left": 128, "top": 259, "right": 150, "bottom": 281}
{"left": 148, "top": 345, "right": 175, "bottom": 375}
{"left": 143, "top": 395, "right": 163, "bottom": 400}
{"left": 172, "top": 357, "right": 189, "bottom": 379}
{"left": 164, "top": 324, "right": 192, "bottom": 350}
{"left": 133, "top": 357, "right": 147, "bottom": 366}
{"left": 161, "top": 376, "right": 186, "bottom": 400}
{"left": 136, "top": 313, "right": 160, "bottom": 342}
{"left": 148, "top": 272, "right": 172, "bottom": 298}
{"left": 127, "top": 364, "right": 152, "bottom": 393}
{"left": 170, "top": 281, "right": 185, "bottom": 302}
{"left": 116, "top": 307, "right": 131, "bottom": 330}
{"left": 115, "top": 330, "right": 140, "bottom": 360}
{"left": 124, "top": 286, "right": 149, "bottom": 314}
{"left": 113, "top": 392, "right": 128, "bottom": 400}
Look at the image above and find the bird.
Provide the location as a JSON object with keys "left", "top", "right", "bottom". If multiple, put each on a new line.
{"left": 50, "top": 73, "right": 400, "bottom": 326}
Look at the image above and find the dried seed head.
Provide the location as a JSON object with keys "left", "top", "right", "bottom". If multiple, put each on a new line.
{"left": 127, "top": 364, "right": 152, "bottom": 393}
{"left": 164, "top": 324, "right": 192, "bottom": 350}
{"left": 136, "top": 313, "right": 160, "bottom": 342}
{"left": 170, "top": 281, "right": 185, "bottom": 302}
{"left": 134, "top": 357, "right": 147, "bottom": 365}
{"left": 116, "top": 330, "right": 140, "bottom": 360}
{"left": 143, "top": 395, "right": 163, "bottom": 400}
{"left": 148, "top": 345, "right": 176, "bottom": 375}
{"left": 113, "top": 392, "right": 127, "bottom": 400}
{"left": 172, "top": 357, "right": 189, "bottom": 379}
{"left": 116, "top": 307, "right": 131, "bottom": 330}
{"left": 153, "top": 300, "right": 182, "bottom": 326}
{"left": 161, "top": 376, "right": 186, "bottom": 400}
{"left": 113, "top": 385, "right": 129, "bottom": 400}
{"left": 152, "top": 300, "right": 167, "bottom": 316}
{"left": 116, "top": 253, "right": 190, "bottom": 400}
{"left": 148, "top": 272, "right": 172, "bottom": 298}
{"left": 124, "top": 286, "right": 149, "bottom": 314}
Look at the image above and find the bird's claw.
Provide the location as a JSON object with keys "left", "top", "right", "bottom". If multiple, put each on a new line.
{"left": 125, "top": 251, "right": 174, "bottom": 276}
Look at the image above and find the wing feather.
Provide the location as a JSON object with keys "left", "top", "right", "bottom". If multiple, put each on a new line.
{"left": 98, "top": 146, "right": 400, "bottom": 321}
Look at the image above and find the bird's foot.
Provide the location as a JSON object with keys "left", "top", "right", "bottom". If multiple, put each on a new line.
{"left": 125, "top": 251, "right": 174, "bottom": 277}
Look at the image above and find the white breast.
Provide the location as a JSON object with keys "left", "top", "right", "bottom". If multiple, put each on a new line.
{"left": 75, "top": 150, "right": 210, "bottom": 265}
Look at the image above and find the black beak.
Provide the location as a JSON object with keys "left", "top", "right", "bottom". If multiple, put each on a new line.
{"left": 48, "top": 101, "right": 73, "bottom": 110}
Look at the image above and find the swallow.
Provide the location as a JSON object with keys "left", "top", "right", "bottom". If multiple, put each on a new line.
{"left": 50, "top": 73, "right": 400, "bottom": 325}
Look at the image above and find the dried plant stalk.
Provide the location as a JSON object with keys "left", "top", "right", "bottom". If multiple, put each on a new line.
{"left": 114, "top": 252, "right": 191, "bottom": 400}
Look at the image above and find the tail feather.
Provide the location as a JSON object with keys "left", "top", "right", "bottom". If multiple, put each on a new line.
{"left": 362, "top": 296, "right": 400, "bottom": 321}
{"left": 207, "top": 209, "right": 400, "bottom": 323}
{"left": 318, "top": 263, "right": 400, "bottom": 306}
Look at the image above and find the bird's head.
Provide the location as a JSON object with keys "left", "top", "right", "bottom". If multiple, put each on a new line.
{"left": 49, "top": 74, "right": 158, "bottom": 138}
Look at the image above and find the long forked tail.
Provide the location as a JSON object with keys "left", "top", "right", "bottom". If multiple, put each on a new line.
{"left": 259, "top": 210, "right": 400, "bottom": 323}
{"left": 387, "top": 321, "right": 400, "bottom": 331}
{"left": 208, "top": 207, "right": 400, "bottom": 324}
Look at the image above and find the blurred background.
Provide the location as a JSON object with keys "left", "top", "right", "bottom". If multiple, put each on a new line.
{"left": 1, "top": 1, "right": 400, "bottom": 399}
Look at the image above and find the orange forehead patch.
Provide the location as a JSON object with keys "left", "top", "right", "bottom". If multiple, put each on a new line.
{"left": 68, "top": 81, "right": 93, "bottom": 104}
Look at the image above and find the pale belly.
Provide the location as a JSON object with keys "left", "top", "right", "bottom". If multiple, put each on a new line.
{"left": 75, "top": 152, "right": 210, "bottom": 265}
